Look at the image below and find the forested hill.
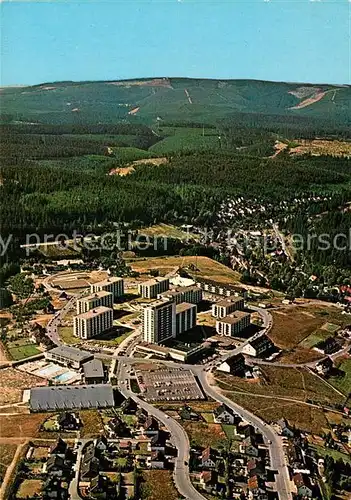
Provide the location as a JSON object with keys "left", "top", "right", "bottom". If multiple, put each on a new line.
{"left": 1, "top": 77, "right": 350, "bottom": 125}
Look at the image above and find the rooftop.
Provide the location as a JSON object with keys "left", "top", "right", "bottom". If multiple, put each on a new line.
{"left": 162, "top": 285, "right": 199, "bottom": 295}
{"left": 48, "top": 345, "right": 93, "bottom": 362}
{"left": 249, "top": 334, "right": 274, "bottom": 348}
{"left": 94, "top": 276, "right": 123, "bottom": 286}
{"left": 143, "top": 299, "right": 173, "bottom": 310}
{"left": 218, "top": 311, "right": 250, "bottom": 324}
{"left": 83, "top": 358, "right": 104, "bottom": 379}
{"left": 176, "top": 302, "right": 197, "bottom": 313}
{"left": 78, "top": 291, "right": 113, "bottom": 303}
{"left": 215, "top": 296, "right": 244, "bottom": 307}
{"left": 140, "top": 277, "right": 169, "bottom": 286}
{"left": 75, "top": 305, "right": 112, "bottom": 320}
{"left": 30, "top": 384, "right": 115, "bottom": 411}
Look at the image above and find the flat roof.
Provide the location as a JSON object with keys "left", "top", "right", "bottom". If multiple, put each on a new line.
{"left": 215, "top": 296, "right": 245, "bottom": 307}
{"left": 78, "top": 291, "right": 113, "bottom": 302}
{"left": 30, "top": 384, "right": 114, "bottom": 411}
{"left": 75, "top": 305, "right": 112, "bottom": 320}
{"left": 176, "top": 302, "right": 197, "bottom": 313}
{"left": 48, "top": 346, "right": 93, "bottom": 362}
{"left": 218, "top": 311, "right": 250, "bottom": 324}
{"left": 94, "top": 276, "right": 123, "bottom": 286}
{"left": 163, "top": 285, "right": 200, "bottom": 295}
{"left": 140, "top": 277, "right": 169, "bottom": 286}
{"left": 143, "top": 299, "right": 173, "bottom": 309}
{"left": 83, "top": 358, "right": 104, "bottom": 379}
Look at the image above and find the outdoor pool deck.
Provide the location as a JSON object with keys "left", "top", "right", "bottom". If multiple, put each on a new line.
{"left": 18, "top": 360, "right": 81, "bottom": 385}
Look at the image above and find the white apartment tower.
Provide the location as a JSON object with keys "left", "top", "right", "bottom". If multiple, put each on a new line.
{"left": 91, "top": 277, "right": 124, "bottom": 300}
{"left": 142, "top": 299, "right": 176, "bottom": 344}
{"left": 76, "top": 291, "right": 113, "bottom": 315}
{"left": 138, "top": 277, "right": 170, "bottom": 299}
{"left": 74, "top": 306, "right": 113, "bottom": 340}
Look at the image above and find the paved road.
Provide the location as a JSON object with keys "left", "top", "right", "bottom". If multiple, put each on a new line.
{"left": 116, "top": 361, "right": 206, "bottom": 500}
{"left": 195, "top": 367, "right": 292, "bottom": 500}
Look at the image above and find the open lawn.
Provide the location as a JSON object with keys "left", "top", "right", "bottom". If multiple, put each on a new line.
{"left": 16, "top": 479, "right": 43, "bottom": 499}
{"left": 0, "top": 444, "right": 18, "bottom": 470}
{"left": 141, "top": 223, "right": 199, "bottom": 242}
{"left": 7, "top": 344, "right": 41, "bottom": 361}
{"left": 140, "top": 470, "right": 179, "bottom": 500}
{"left": 183, "top": 421, "right": 227, "bottom": 449}
{"left": 130, "top": 255, "right": 241, "bottom": 284}
{"left": 0, "top": 368, "right": 46, "bottom": 405}
{"left": 329, "top": 359, "right": 351, "bottom": 395}
{"left": 0, "top": 413, "right": 48, "bottom": 438}
{"left": 58, "top": 326, "right": 80, "bottom": 345}
{"left": 215, "top": 366, "right": 345, "bottom": 406}
{"left": 310, "top": 444, "right": 351, "bottom": 464}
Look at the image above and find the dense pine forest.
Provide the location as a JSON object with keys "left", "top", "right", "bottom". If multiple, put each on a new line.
{"left": 1, "top": 98, "right": 350, "bottom": 295}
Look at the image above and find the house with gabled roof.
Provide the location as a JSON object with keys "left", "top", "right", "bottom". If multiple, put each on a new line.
{"left": 201, "top": 447, "right": 217, "bottom": 468}
{"left": 213, "top": 404, "right": 236, "bottom": 424}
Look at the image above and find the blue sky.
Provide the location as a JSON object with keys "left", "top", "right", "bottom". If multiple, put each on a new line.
{"left": 1, "top": 0, "right": 349, "bottom": 86}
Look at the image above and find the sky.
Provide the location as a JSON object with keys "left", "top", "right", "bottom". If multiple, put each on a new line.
{"left": 1, "top": 0, "right": 350, "bottom": 86}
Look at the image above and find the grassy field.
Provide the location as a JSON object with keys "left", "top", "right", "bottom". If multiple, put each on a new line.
{"left": 229, "top": 393, "right": 329, "bottom": 435}
{"left": 16, "top": 479, "right": 44, "bottom": 499}
{"left": 140, "top": 470, "right": 179, "bottom": 500}
{"left": 0, "top": 413, "right": 48, "bottom": 438}
{"left": 141, "top": 223, "right": 199, "bottom": 241}
{"left": 0, "top": 367, "right": 46, "bottom": 406}
{"left": 150, "top": 126, "right": 220, "bottom": 155}
{"left": 0, "top": 443, "right": 18, "bottom": 479}
{"left": 329, "top": 359, "right": 351, "bottom": 395}
{"left": 58, "top": 326, "right": 80, "bottom": 345}
{"left": 310, "top": 444, "right": 351, "bottom": 464}
{"left": 7, "top": 344, "right": 41, "bottom": 361}
{"left": 215, "top": 365, "right": 345, "bottom": 406}
{"left": 79, "top": 410, "right": 104, "bottom": 438}
{"left": 129, "top": 255, "right": 241, "bottom": 284}
{"left": 183, "top": 421, "right": 227, "bottom": 449}
{"left": 269, "top": 305, "right": 348, "bottom": 350}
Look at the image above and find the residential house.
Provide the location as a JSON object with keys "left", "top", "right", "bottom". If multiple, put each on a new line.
{"left": 89, "top": 474, "right": 110, "bottom": 499}
{"left": 201, "top": 447, "right": 217, "bottom": 468}
{"left": 241, "top": 428, "right": 259, "bottom": 457}
{"left": 50, "top": 438, "right": 68, "bottom": 457}
{"left": 141, "top": 416, "right": 159, "bottom": 436}
{"left": 120, "top": 397, "right": 138, "bottom": 414}
{"left": 95, "top": 435, "right": 108, "bottom": 452}
{"left": 275, "top": 418, "right": 295, "bottom": 438}
{"left": 246, "top": 458, "right": 266, "bottom": 478}
{"left": 199, "top": 471, "right": 218, "bottom": 492}
{"left": 43, "top": 455, "right": 65, "bottom": 477}
{"left": 213, "top": 404, "right": 236, "bottom": 425}
{"left": 315, "top": 357, "right": 334, "bottom": 376}
{"left": 148, "top": 431, "right": 168, "bottom": 453}
{"left": 293, "top": 473, "right": 313, "bottom": 498}
{"left": 42, "top": 477, "right": 64, "bottom": 499}
{"left": 315, "top": 337, "right": 342, "bottom": 355}
{"left": 148, "top": 450, "right": 165, "bottom": 469}
{"left": 242, "top": 335, "right": 275, "bottom": 358}
{"left": 57, "top": 412, "right": 80, "bottom": 431}
{"left": 80, "top": 442, "right": 100, "bottom": 481}
{"left": 217, "top": 353, "right": 246, "bottom": 375}
{"left": 179, "top": 406, "right": 201, "bottom": 421}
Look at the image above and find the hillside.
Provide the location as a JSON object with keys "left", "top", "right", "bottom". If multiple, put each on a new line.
{"left": 1, "top": 78, "right": 349, "bottom": 125}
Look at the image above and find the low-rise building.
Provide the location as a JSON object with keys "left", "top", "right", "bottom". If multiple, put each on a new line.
{"left": 138, "top": 277, "right": 169, "bottom": 299}
{"left": 76, "top": 291, "right": 113, "bottom": 315}
{"left": 213, "top": 404, "right": 236, "bottom": 424}
{"left": 216, "top": 311, "right": 250, "bottom": 337}
{"left": 83, "top": 358, "right": 105, "bottom": 384}
{"left": 175, "top": 302, "right": 197, "bottom": 335}
{"left": 212, "top": 296, "right": 245, "bottom": 318}
{"left": 159, "top": 285, "right": 202, "bottom": 305}
{"left": 242, "top": 334, "right": 275, "bottom": 357}
{"left": 91, "top": 277, "right": 124, "bottom": 300}
{"left": 195, "top": 278, "right": 248, "bottom": 299}
{"left": 217, "top": 353, "right": 246, "bottom": 375}
{"left": 74, "top": 306, "right": 113, "bottom": 339}
{"left": 45, "top": 346, "right": 93, "bottom": 369}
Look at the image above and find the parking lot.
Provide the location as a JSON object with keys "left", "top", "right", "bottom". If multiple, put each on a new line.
{"left": 136, "top": 367, "right": 204, "bottom": 402}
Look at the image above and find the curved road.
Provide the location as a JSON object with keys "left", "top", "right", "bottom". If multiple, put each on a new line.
{"left": 195, "top": 367, "right": 292, "bottom": 500}
{"left": 116, "top": 362, "right": 206, "bottom": 500}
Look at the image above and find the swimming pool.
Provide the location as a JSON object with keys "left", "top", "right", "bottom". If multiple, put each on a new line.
{"left": 34, "top": 363, "right": 62, "bottom": 378}
{"left": 52, "top": 371, "right": 77, "bottom": 383}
